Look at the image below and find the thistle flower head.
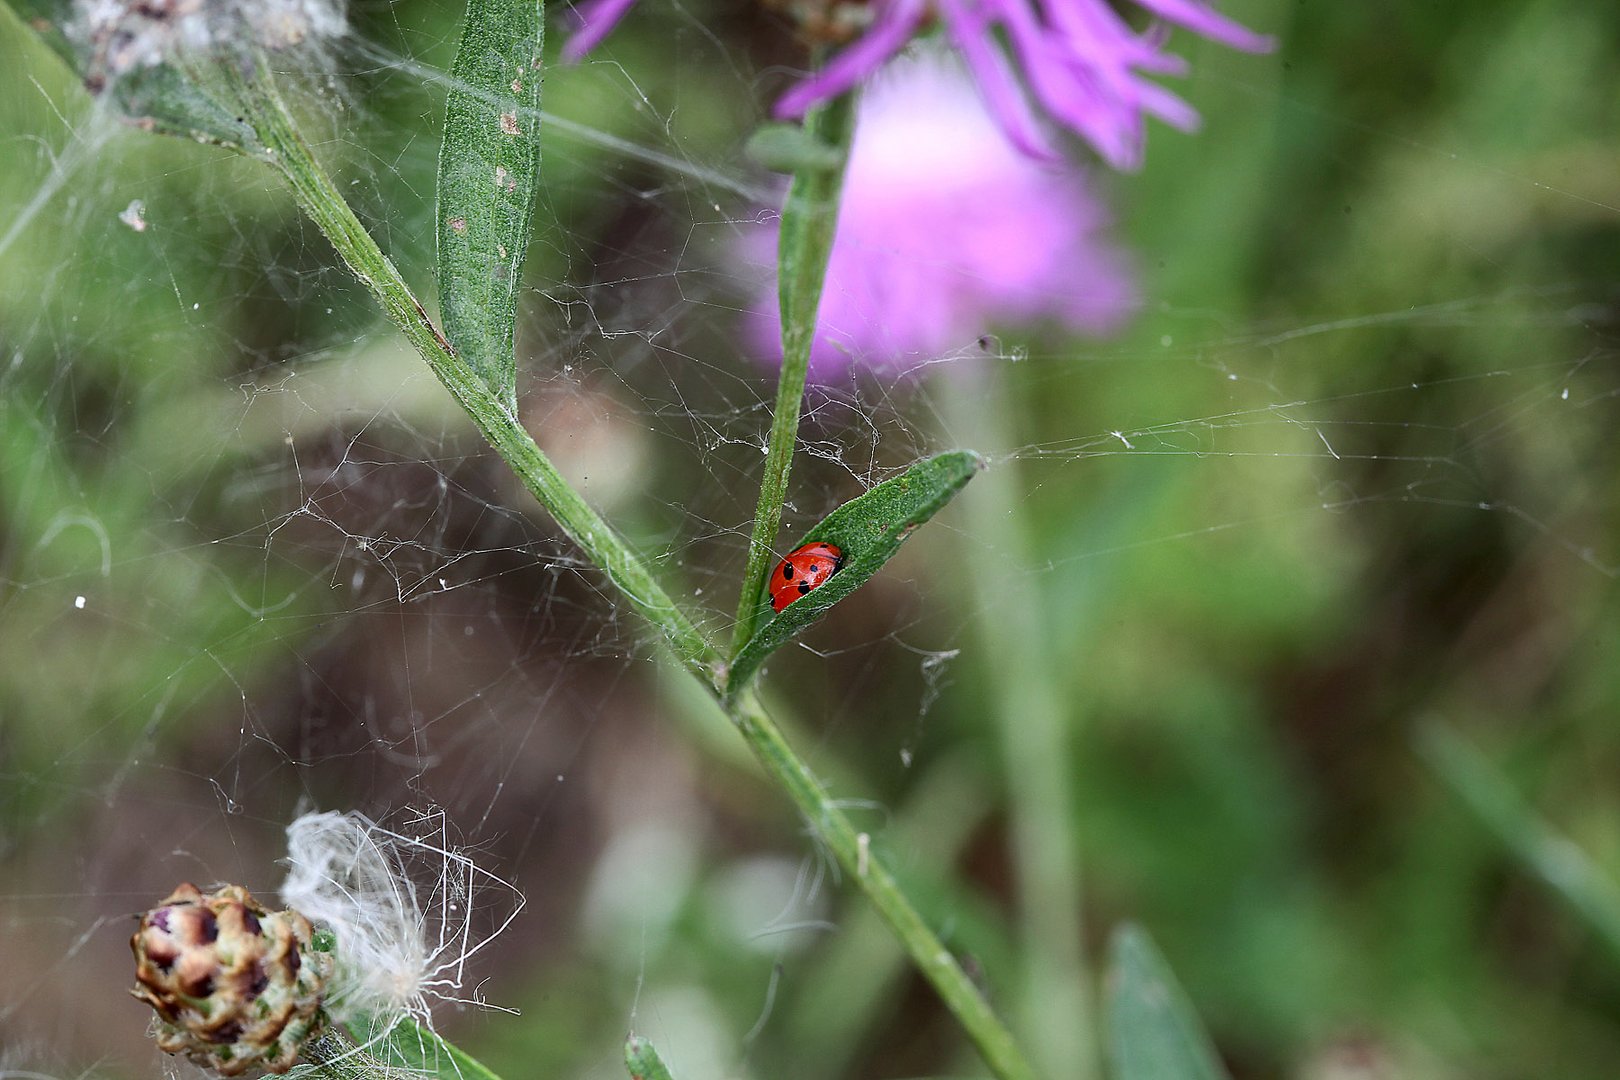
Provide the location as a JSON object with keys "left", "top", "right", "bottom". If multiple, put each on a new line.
{"left": 564, "top": 0, "right": 1273, "bottom": 168}
{"left": 130, "top": 810, "right": 521, "bottom": 1074}
{"left": 129, "top": 882, "right": 331, "bottom": 1077}
{"left": 736, "top": 50, "right": 1138, "bottom": 379}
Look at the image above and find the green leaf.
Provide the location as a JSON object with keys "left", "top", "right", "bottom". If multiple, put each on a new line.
{"left": 4, "top": 0, "right": 79, "bottom": 69}
{"left": 368, "top": 1016, "right": 504, "bottom": 1080}
{"left": 435, "top": 0, "right": 543, "bottom": 408}
{"left": 625, "top": 1034, "right": 680, "bottom": 1080}
{"left": 744, "top": 121, "right": 846, "bottom": 174}
{"left": 726, "top": 450, "right": 984, "bottom": 694}
{"left": 112, "top": 62, "right": 264, "bottom": 150}
{"left": 2, "top": 0, "right": 261, "bottom": 151}
{"left": 1106, "top": 924, "right": 1230, "bottom": 1080}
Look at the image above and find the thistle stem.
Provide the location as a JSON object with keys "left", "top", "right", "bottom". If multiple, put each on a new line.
{"left": 231, "top": 59, "right": 717, "bottom": 678}
{"left": 728, "top": 89, "right": 856, "bottom": 658}
{"left": 229, "top": 60, "right": 1033, "bottom": 1080}
{"left": 726, "top": 688, "right": 1038, "bottom": 1080}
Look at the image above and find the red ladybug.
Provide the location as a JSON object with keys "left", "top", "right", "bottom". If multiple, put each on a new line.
{"left": 769, "top": 541, "right": 844, "bottom": 612}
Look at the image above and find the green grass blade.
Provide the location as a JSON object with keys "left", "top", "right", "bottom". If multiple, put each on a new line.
{"left": 726, "top": 449, "right": 984, "bottom": 694}
{"left": 1418, "top": 720, "right": 1620, "bottom": 962}
{"left": 624, "top": 1034, "right": 680, "bottom": 1080}
{"left": 1106, "top": 924, "right": 1230, "bottom": 1080}
{"left": 435, "top": 0, "right": 543, "bottom": 408}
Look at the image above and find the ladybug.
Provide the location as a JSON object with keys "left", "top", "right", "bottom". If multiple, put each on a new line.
{"left": 769, "top": 541, "right": 844, "bottom": 612}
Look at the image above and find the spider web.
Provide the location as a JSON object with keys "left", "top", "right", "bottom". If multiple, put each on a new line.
{"left": 4, "top": 1, "right": 1620, "bottom": 1078}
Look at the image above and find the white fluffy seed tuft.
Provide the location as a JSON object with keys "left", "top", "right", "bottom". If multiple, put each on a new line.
{"left": 279, "top": 809, "right": 524, "bottom": 1035}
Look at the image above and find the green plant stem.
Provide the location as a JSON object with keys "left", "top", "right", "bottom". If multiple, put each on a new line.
{"left": 233, "top": 61, "right": 1034, "bottom": 1080}
{"left": 790, "top": 751, "right": 997, "bottom": 1080}
{"left": 727, "top": 687, "right": 1037, "bottom": 1080}
{"left": 232, "top": 60, "right": 716, "bottom": 678}
{"left": 729, "top": 89, "right": 856, "bottom": 657}
{"left": 944, "top": 364, "right": 1095, "bottom": 1080}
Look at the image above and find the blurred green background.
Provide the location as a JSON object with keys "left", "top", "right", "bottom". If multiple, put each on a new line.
{"left": 4, "top": 0, "right": 1620, "bottom": 1077}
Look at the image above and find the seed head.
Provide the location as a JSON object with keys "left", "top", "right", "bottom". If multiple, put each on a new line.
{"left": 130, "top": 882, "right": 332, "bottom": 1076}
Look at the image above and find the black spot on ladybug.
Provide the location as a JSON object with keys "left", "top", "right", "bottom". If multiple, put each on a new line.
{"left": 798, "top": 583, "right": 810, "bottom": 595}
{"left": 782, "top": 563, "right": 795, "bottom": 580}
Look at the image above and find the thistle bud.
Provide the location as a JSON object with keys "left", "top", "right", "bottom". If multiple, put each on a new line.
{"left": 130, "top": 882, "right": 332, "bottom": 1076}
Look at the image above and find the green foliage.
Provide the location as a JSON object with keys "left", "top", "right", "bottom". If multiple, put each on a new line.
{"left": 5, "top": 1, "right": 1620, "bottom": 1079}
{"left": 772, "top": 89, "right": 854, "bottom": 380}
{"left": 370, "top": 1017, "right": 506, "bottom": 1080}
{"left": 435, "top": 0, "right": 543, "bottom": 407}
{"left": 1105, "top": 925, "right": 1231, "bottom": 1080}
{"left": 624, "top": 1034, "right": 679, "bottom": 1080}
{"left": 730, "top": 89, "right": 859, "bottom": 652}
{"left": 2, "top": 0, "right": 74, "bottom": 62}
{"left": 1419, "top": 722, "right": 1620, "bottom": 963}
{"left": 727, "top": 450, "right": 984, "bottom": 693}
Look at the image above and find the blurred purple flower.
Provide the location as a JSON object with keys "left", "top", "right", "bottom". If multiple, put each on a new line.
{"left": 563, "top": 0, "right": 1272, "bottom": 169}
{"left": 734, "top": 53, "right": 1140, "bottom": 381}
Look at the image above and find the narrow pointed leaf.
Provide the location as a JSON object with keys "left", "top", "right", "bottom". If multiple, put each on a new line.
{"left": 3, "top": 0, "right": 260, "bottom": 151}
{"left": 366, "top": 1017, "right": 504, "bottom": 1080}
{"left": 111, "top": 64, "right": 262, "bottom": 150}
{"left": 727, "top": 450, "right": 984, "bottom": 694}
{"left": 436, "top": 0, "right": 543, "bottom": 407}
{"left": 1106, "top": 924, "right": 1230, "bottom": 1080}
{"left": 625, "top": 1034, "right": 680, "bottom": 1080}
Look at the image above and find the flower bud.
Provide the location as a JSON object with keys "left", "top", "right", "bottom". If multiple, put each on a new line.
{"left": 130, "top": 882, "right": 332, "bottom": 1076}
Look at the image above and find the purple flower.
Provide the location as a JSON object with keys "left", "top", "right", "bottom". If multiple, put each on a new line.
{"left": 563, "top": 0, "right": 1272, "bottom": 169}
{"left": 733, "top": 53, "right": 1139, "bottom": 381}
